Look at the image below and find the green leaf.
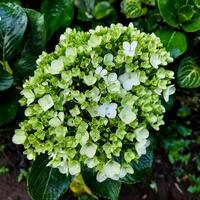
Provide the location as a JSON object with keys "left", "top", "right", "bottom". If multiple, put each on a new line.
{"left": 82, "top": 168, "right": 121, "bottom": 200}
{"left": 92, "top": 1, "right": 113, "bottom": 20}
{"left": 14, "top": 9, "right": 46, "bottom": 79}
{"left": 28, "top": 154, "right": 72, "bottom": 200}
{"left": 182, "top": 13, "right": 200, "bottom": 32}
{"left": 0, "top": 3, "right": 27, "bottom": 61}
{"left": 121, "top": 151, "right": 153, "bottom": 184}
{"left": 194, "top": 0, "right": 200, "bottom": 8}
{"left": 0, "top": 90, "right": 18, "bottom": 126}
{"left": 177, "top": 57, "right": 200, "bottom": 88}
{"left": 178, "top": 5, "right": 195, "bottom": 22}
{"left": 0, "top": 67, "right": 13, "bottom": 91}
{"left": 156, "top": 28, "right": 187, "bottom": 58}
{"left": 157, "top": 0, "right": 179, "bottom": 27}
{"left": 41, "top": 0, "right": 74, "bottom": 40}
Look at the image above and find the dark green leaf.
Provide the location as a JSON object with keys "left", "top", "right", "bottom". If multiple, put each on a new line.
{"left": 177, "top": 57, "right": 200, "bottom": 88}
{"left": 178, "top": 5, "right": 195, "bottom": 22}
{"left": 156, "top": 28, "right": 187, "bottom": 58}
{"left": 28, "top": 154, "right": 72, "bottom": 200}
{"left": 41, "top": 0, "right": 74, "bottom": 40}
{"left": 182, "top": 13, "right": 200, "bottom": 32}
{"left": 14, "top": 9, "right": 46, "bottom": 79}
{"left": 0, "top": 67, "right": 13, "bottom": 91}
{"left": 0, "top": 90, "right": 18, "bottom": 126}
{"left": 121, "top": 151, "right": 153, "bottom": 184}
{"left": 92, "top": 2, "right": 113, "bottom": 20}
{"left": 0, "top": 3, "right": 27, "bottom": 61}
{"left": 157, "top": 0, "right": 179, "bottom": 27}
{"left": 82, "top": 168, "right": 121, "bottom": 200}
{"left": 194, "top": 0, "right": 200, "bottom": 8}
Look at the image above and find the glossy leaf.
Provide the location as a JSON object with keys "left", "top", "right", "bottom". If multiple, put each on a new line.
{"left": 121, "top": 151, "right": 153, "bottom": 184}
{"left": 177, "top": 57, "right": 200, "bottom": 88}
{"left": 182, "top": 13, "right": 200, "bottom": 32}
{"left": 41, "top": 0, "right": 74, "bottom": 40}
{"left": 156, "top": 28, "right": 187, "bottom": 58}
{"left": 0, "top": 67, "right": 13, "bottom": 91}
{"left": 92, "top": 1, "right": 113, "bottom": 20}
{"left": 0, "top": 3, "right": 27, "bottom": 61}
{"left": 82, "top": 168, "right": 121, "bottom": 200}
{"left": 157, "top": 0, "right": 179, "bottom": 27}
{"left": 28, "top": 154, "right": 72, "bottom": 200}
{"left": 178, "top": 5, "right": 195, "bottom": 22}
{"left": 0, "top": 90, "right": 18, "bottom": 126}
{"left": 14, "top": 9, "right": 46, "bottom": 78}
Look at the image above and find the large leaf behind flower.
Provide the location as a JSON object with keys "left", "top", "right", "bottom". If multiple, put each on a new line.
{"left": 14, "top": 9, "right": 46, "bottom": 79}
{"left": 41, "top": 0, "right": 74, "bottom": 40}
{"left": 121, "top": 150, "right": 153, "bottom": 184}
{"left": 82, "top": 168, "right": 121, "bottom": 200}
{"left": 0, "top": 3, "right": 27, "bottom": 61}
{"left": 28, "top": 154, "right": 72, "bottom": 200}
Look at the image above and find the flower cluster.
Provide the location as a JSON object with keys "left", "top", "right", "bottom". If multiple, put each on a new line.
{"left": 12, "top": 23, "right": 175, "bottom": 182}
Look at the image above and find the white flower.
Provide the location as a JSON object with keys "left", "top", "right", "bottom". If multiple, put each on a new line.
{"left": 119, "top": 106, "right": 136, "bottom": 124}
{"left": 50, "top": 59, "right": 64, "bottom": 74}
{"left": 12, "top": 129, "right": 26, "bottom": 145}
{"left": 104, "top": 160, "right": 121, "bottom": 180}
{"left": 150, "top": 54, "right": 161, "bottom": 68}
{"left": 49, "top": 112, "right": 64, "bottom": 127}
{"left": 119, "top": 72, "right": 140, "bottom": 91}
{"left": 123, "top": 41, "right": 138, "bottom": 57}
{"left": 95, "top": 66, "right": 107, "bottom": 77}
{"left": 135, "top": 139, "right": 150, "bottom": 157}
{"left": 163, "top": 84, "right": 175, "bottom": 102}
{"left": 98, "top": 103, "right": 117, "bottom": 118}
{"left": 86, "top": 157, "right": 99, "bottom": 168}
{"left": 119, "top": 164, "right": 134, "bottom": 178}
{"left": 58, "top": 161, "right": 68, "bottom": 175}
{"left": 154, "top": 87, "right": 162, "bottom": 95}
{"left": 68, "top": 161, "right": 81, "bottom": 175}
{"left": 135, "top": 127, "right": 149, "bottom": 142}
{"left": 80, "top": 142, "right": 97, "bottom": 158}
{"left": 21, "top": 89, "right": 35, "bottom": 105}
{"left": 96, "top": 171, "right": 107, "bottom": 182}
{"left": 38, "top": 94, "right": 54, "bottom": 111}
{"left": 103, "top": 53, "right": 115, "bottom": 66}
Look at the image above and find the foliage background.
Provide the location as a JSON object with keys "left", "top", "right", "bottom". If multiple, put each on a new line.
{"left": 0, "top": 0, "right": 200, "bottom": 199}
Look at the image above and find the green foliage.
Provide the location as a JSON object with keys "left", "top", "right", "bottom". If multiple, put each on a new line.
{"left": 156, "top": 28, "right": 187, "bottom": 58}
{"left": 0, "top": 67, "right": 13, "bottom": 91}
{"left": 40, "top": 0, "right": 74, "bottom": 40}
{"left": 28, "top": 154, "right": 72, "bottom": 200}
{"left": 177, "top": 57, "right": 200, "bottom": 88}
{"left": 82, "top": 168, "right": 121, "bottom": 200}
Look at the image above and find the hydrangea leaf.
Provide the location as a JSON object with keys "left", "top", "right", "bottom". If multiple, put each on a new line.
{"left": 157, "top": 0, "right": 180, "bottom": 27}
{"left": 82, "top": 168, "right": 121, "bottom": 200}
{"left": 0, "top": 3, "right": 27, "bottom": 61}
{"left": 121, "top": 151, "right": 153, "bottom": 184}
{"left": 182, "top": 13, "right": 200, "bottom": 32}
{"left": 177, "top": 57, "right": 200, "bottom": 88}
{"left": 0, "top": 68, "right": 13, "bottom": 91}
{"left": 28, "top": 154, "right": 72, "bottom": 200}
{"left": 41, "top": 0, "right": 74, "bottom": 40}
{"left": 92, "top": 1, "right": 113, "bottom": 20}
{"left": 14, "top": 9, "right": 46, "bottom": 79}
{"left": 156, "top": 28, "right": 187, "bottom": 58}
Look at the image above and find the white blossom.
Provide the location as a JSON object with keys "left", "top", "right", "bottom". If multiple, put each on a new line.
{"left": 80, "top": 142, "right": 97, "bottom": 158}
{"left": 135, "top": 139, "right": 150, "bottom": 157}
{"left": 98, "top": 103, "right": 117, "bottom": 118}
{"left": 135, "top": 127, "right": 149, "bottom": 142}
{"left": 96, "top": 171, "right": 107, "bottom": 182}
{"left": 12, "top": 129, "right": 26, "bottom": 145}
{"left": 123, "top": 41, "right": 138, "bottom": 57}
{"left": 104, "top": 160, "right": 121, "bottom": 180}
{"left": 163, "top": 84, "right": 175, "bottom": 102}
{"left": 68, "top": 161, "right": 81, "bottom": 175}
{"left": 150, "top": 54, "right": 161, "bottom": 68}
{"left": 50, "top": 59, "right": 64, "bottom": 74}
{"left": 21, "top": 89, "right": 35, "bottom": 105}
{"left": 38, "top": 94, "right": 54, "bottom": 111}
{"left": 95, "top": 66, "right": 107, "bottom": 77}
{"left": 119, "top": 106, "right": 136, "bottom": 124}
{"left": 58, "top": 161, "right": 68, "bottom": 175}
{"left": 119, "top": 72, "right": 140, "bottom": 91}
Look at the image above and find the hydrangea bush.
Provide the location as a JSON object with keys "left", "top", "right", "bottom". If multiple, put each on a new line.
{"left": 12, "top": 23, "right": 175, "bottom": 182}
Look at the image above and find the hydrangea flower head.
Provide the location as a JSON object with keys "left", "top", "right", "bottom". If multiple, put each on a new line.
{"left": 13, "top": 23, "right": 174, "bottom": 182}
